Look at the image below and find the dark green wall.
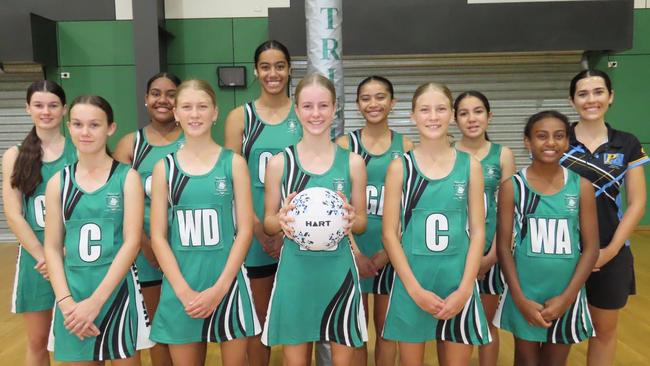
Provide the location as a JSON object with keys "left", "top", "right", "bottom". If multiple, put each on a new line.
{"left": 591, "top": 9, "right": 650, "bottom": 226}
{"left": 166, "top": 17, "right": 267, "bottom": 143}
{"left": 47, "top": 17, "right": 268, "bottom": 148}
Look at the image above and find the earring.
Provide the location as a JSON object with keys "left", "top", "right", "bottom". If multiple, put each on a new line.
{"left": 144, "top": 103, "right": 148, "bottom": 107}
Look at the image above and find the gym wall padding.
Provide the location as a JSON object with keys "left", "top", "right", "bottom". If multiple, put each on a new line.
{"left": 592, "top": 9, "right": 650, "bottom": 226}
{"left": 48, "top": 17, "right": 268, "bottom": 147}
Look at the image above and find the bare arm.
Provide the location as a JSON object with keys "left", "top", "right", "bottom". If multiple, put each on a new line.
{"left": 335, "top": 135, "right": 350, "bottom": 150}
{"left": 402, "top": 136, "right": 415, "bottom": 152}
{"left": 348, "top": 152, "right": 368, "bottom": 234}
{"left": 263, "top": 153, "right": 287, "bottom": 236}
{"left": 223, "top": 106, "right": 245, "bottom": 154}
{"left": 459, "top": 157, "right": 485, "bottom": 290}
{"left": 597, "top": 165, "right": 647, "bottom": 267}
{"left": 112, "top": 132, "right": 135, "bottom": 164}
{"left": 149, "top": 160, "right": 194, "bottom": 301}
{"left": 382, "top": 158, "right": 444, "bottom": 315}
{"left": 2, "top": 147, "right": 47, "bottom": 267}
{"left": 43, "top": 173, "right": 69, "bottom": 301}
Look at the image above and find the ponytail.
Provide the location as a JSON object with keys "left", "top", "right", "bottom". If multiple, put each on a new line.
{"left": 11, "top": 127, "right": 44, "bottom": 197}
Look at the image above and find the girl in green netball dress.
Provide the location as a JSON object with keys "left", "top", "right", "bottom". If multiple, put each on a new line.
{"left": 44, "top": 95, "right": 152, "bottom": 364}
{"left": 114, "top": 72, "right": 183, "bottom": 366}
{"left": 335, "top": 76, "right": 413, "bottom": 366}
{"left": 494, "top": 111, "right": 599, "bottom": 365}
{"left": 453, "top": 91, "right": 515, "bottom": 366}
{"left": 262, "top": 73, "right": 368, "bottom": 366}
{"left": 2, "top": 81, "right": 76, "bottom": 365}
{"left": 224, "top": 40, "right": 301, "bottom": 366}
{"left": 149, "top": 80, "right": 259, "bottom": 366}
{"left": 382, "top": 82, "right": 490, "bottom": 366}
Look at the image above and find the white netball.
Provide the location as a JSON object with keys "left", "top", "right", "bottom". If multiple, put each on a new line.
{"left": 287, "top": 187, "right": 347, "bottom": 251}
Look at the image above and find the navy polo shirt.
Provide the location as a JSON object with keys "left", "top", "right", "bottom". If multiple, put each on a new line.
{"left": 560, "top": 123, "right": 649, "bottom": 248}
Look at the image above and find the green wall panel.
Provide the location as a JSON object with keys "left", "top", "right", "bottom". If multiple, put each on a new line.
{"left": 619, "top": 9, "right": 650, "bottom": 56}
{"left": 597, "top": 55, "right": 650, "bottom": 142}
{"left": 58, "top": 66, "right": 138, "bottom": 149}
{"left": 233, "top": 18, "right": 269, "bottom": 63}
{"left": 58, "top": 21, "right": 134, "bottom": 66}
{"left": 234, "top": 63, "right": 261, "bottom": 106}
{"left": 166, "top": 19, "right": 233, "bottom": 64}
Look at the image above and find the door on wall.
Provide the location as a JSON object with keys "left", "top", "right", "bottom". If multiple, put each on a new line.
{"left": 291, "top": 51, "right": 582, "bottom": 168}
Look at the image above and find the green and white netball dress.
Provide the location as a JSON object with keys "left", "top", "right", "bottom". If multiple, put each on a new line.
{"left": 477, "top": 143, "right": 505, "bottom": 295}
{"left": 262, "top": 145, "right": 368, "bottom": 347}
{"left": 348, "top": 129, "right": 404, "bottom": 294}
{"left": 52, "top": 161, "right": 153, "bottom": 362}
{"left": 12, "top": 138, "right": 76, "bottom": 313}
{"left": 241, "top": 102, "right": 302, "bottom": 270}
{"left": 150, "top": 149, "right": 261, "bottom": 344}
{"left": 383, "top": 151, "right": 491, "bottom": 345}
{"left": 131, "top": 128, "right": 184, "bottom": 285}
{"left": 493, "top": 168, "right": 594, "bottom": 343}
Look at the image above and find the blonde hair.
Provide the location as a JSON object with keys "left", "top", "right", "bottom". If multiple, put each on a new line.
{"left": 411, "top": 82, "right": 453, "bottom": 111}
{"left": 175, "top": 79, "right": 217, "bottom": 106}
{"left": 294, "top": 73, "right": 336, "bottom": 104}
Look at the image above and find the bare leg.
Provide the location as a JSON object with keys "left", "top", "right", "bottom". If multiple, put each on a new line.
{"left": 397, "top": 342, "right": 425, "bottom": 366}
{"left": 331, "top": 342, "right": 355, "bottom": 366}
{"left": 373, "top": 294, "right": 396, "bottom": 366}
{"left": 513, "top": 338, "right": 541, "bottom": 366}
{"left": 587, "top": 306, "right": 619, "bottom": 366}
{"left": 248, "top": 275, "right": 274, "bottom": 366}
{"left": 168, "top": 342, "right": 207, "bottom": 366}
{"left": 221, "top": 337, "right": 248, "bottom": 366}
{"left": 437, "top": 341, "right": 472, "bottom": 366}
{"left": 540, "top": 342, "right": 571, "bottom": 366}
{"left": 23, "top": 310, "right": 51, "bottom": 366}
{"left": 478, "top": 294, "right": 499, "bottom": 366}
{"left": 112, "top": 352, "right": 142, "bottom": 366}
{"left": 141, "top": 285, "right": 171, "bottom": 366}
{"left": 284, "top": 343, "right": 312, "bottom": 366}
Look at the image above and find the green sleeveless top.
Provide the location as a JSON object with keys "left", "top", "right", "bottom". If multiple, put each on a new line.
{"left": 242, "top": 102, "right": 301, "bottom": 217}
{"left": 61, "top": 161, "right": 129, "bottom": 282}
{"left": 348, "top": 129, "right": 404, "bottom": 255}
{"left": 400, "top": 150, "right": 471, "bottom": 297}
{"left": 511, "top": 167, "right": 582, "bottom": 297}
{"left": 22, "top": 137, "right": 77, "bottom": 241}
{"left": 164, "top": 149, "right": 237, "bottom": 277}
{"left": 480, "top": 143, "right": 502, "bottom": 254}
{"left": 132, "top": 128, "right": 184, "bottom": 234}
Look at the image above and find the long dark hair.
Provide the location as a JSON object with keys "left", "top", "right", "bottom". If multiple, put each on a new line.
{"left": 11, "top": 80, "right": 66, "bottom": 197}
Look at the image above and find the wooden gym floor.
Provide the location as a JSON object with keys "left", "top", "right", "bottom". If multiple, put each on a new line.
{"left": 1, "top": 231, "right": 648, "bottom": 365}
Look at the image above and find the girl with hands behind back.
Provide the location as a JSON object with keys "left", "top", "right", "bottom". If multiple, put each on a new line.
{"left": 494, "top": 111, "right": 599, "bottom": 366}
{"left": 148, "top": 80, "right": 260, "bottom": 366}
{"left": 44, "top": 95, "right": 152, "bottom": 364}
{"left": 382, "top": 83, "right": 489, "bottom": 366}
